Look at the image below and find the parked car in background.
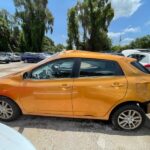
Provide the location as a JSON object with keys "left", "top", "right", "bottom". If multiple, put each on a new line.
{"left": 15, "top": 52, "right": 22, "bottom": 57}
{"left": 0, "top": 50, "right": 150, "bottom": 131}
{"left": 21, "top": 52, "right": 50, "bottom": 63}
{"left": 111, "top": 52, "right": 124, "bottom": 56}
{"left": 21, "top": 52, "right": 34, "bottom": 62}
{"left": 0, "top": 123, "right": 36, "bottom": 150}
{"left": 43, "top": 52, "right": 52, "bottom": 58}
{"left": 128, "top": 52, "right": 150, "bottom": 71}
{"left": 6, "top": 52, "right": 21, "bottom": 62}
{"left": 122, "top": 49, "right": 150, "bottom": 56}
{"left": 0, "top": 53, "right": 10, "bottom": 64}
{"left": 103, "top": 51, "right": 125, "bottom": 57}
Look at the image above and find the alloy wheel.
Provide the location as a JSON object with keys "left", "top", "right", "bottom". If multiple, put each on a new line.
{"left": 117, "top": 110, "right": 142, "bottom": 130}
{"left": 0, "top": 100, "right": 13, "bottom": 120}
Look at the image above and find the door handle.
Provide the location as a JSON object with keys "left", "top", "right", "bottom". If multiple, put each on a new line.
{"left": 61, "top": 84, "right": 71, "bottom": 89}
{"left": 111, "top": 82, "right": 124, "bottom": 87}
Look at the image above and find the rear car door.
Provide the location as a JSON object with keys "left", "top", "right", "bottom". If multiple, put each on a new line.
{"left": 72, "top": 58, "right": 128, "bottom": 117}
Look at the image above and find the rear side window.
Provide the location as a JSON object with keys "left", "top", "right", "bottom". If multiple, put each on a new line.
{"left": 131, "top": 61, "right": 150, "bottom": 74}
{"left": 128, "top": 54, "right": 145, "bottom": 62}
{"left": 79, "top": 59, "right": 124, "bottom": 77}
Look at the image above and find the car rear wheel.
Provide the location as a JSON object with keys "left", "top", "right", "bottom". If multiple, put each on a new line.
{"left": 0, "top": 97, "right": 21, "bottom": 121}
{"left": 111, "top": 105, "right": 146, "bottom": 131}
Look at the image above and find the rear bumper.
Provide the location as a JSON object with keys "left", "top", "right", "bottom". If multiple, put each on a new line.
{"left": 148, "top": 103, "right": 150, "bottom": 113}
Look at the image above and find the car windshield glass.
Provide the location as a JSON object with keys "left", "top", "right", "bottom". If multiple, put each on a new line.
{"left": 131, "top": 61, "right": 150, "bottom": 74}
{"left": 139, "top": 50, "right": 150, "bottom": 53}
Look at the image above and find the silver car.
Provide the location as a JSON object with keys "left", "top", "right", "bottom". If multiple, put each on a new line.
{"left": 0, "top": 54, "right": 10, "bottom": 64}
{"left": 6, "top": 53, "right": 21, "bottom": 62}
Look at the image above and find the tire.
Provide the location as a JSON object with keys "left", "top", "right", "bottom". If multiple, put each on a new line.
{"left": 24, "top": 60, "right": 28, "bottom": 63}
{"left": 111, "top": 104, "right": 146, "bottom": 131}
{"left": 0, "top": 96, "right": 21, "bottom": 121}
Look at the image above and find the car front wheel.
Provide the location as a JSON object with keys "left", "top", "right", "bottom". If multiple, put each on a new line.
{"left": 111, "top": 105, "right": 146, "bottom": 131}
{"left": 0, "top": 97, "right": 21, "bottom": 121}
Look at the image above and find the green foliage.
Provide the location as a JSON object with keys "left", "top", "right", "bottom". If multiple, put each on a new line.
{"left": 129, "top": 35, "right": 150, "bottom": 49}
{"left": 67, "top": 0, "right": 114, "bottom": 52}
{"left": 42, "top": 36, "right": 65, "bottom": 52}
{"left": 112, "top": 35, "right": 150, "bottom": 51}
{"left": 0, "top": 7, "right": 62, "bottom": 53}
{"left": 14, "top": 0, "right": 54, "bottom": 52}
{"left": 0, "top": 9, "right": 19, "bottom": 52}
{"left": 66, "top": 7, "right": 79, "bottom": 50}
{"left": 111, "top": 45, "right": 122, "bottom": 51}
{"left": 0, "top": 14, "right": 10, "bottom": 51}
{"left": 56, "top": 44, "right": 65, "bottom": 52}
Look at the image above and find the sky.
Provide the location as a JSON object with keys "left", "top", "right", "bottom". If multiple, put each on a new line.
{"left": 0, "top": 0, "right": 150, "bottom": 46}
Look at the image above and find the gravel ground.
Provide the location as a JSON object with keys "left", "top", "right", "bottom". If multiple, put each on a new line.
{"left": 0, "top": 62, "right": 150, "bottom": 150}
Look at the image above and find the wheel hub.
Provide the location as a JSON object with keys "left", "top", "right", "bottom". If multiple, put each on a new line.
{"left": 118, "top": 109, "right": 142, "bottom": 130}
{"left": 0, "top": 100, "right": 13, "bottom": 119}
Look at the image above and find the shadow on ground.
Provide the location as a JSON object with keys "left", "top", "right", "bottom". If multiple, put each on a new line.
{"left": 3, "top": 115, "right": 150, "bottom": 136}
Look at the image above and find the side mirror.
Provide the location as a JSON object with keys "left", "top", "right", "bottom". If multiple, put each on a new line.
{"left": 23, "top": 72, "right": 31, "bottom": 79}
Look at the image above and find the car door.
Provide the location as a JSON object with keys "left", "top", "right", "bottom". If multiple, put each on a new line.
{"left": 20, "top": 58, "right": 75, "bottom": 116}
{"left": 72, "top": 58, "right": 127, "bottom": 118}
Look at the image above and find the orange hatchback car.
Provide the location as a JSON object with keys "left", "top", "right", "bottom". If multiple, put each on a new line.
{"left": 0, "top": 50, "right": 150, "bottom": 131}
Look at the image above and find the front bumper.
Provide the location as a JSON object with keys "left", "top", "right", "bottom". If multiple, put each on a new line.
{"left": 0, "top": 59, "right": 9, "bottom": 63}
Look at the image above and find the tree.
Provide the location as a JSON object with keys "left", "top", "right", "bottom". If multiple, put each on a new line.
{"left": 55, "top": 44, "right": 65, "bottom": 52}
{"left": 129, "top": 35, "right": 150, "bottom": 49}
{"left": 14, "top": 0, "right": 54, "bottom": 52}
{"left": 0, "top": 12, "right": 10, "bottom": 51}
{"left": 112, "top": 35, "right": 150, "bottom": 51}
{"left": 42, "top": 36, "right": 65, "bottom": 52}
{"left": 42, "top": 36, "right": 55, "bottom": 52}
{"left": 67, "top": 0, "right": 114, "bottom": 52}
{"left": 0, "top": 9, "right": 19, "bottom": 52}
{"left": 67, "top": 7, "right": 79, "bottom": 50}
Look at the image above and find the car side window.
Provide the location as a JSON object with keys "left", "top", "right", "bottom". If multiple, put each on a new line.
{"left": 79, "top": 59, "right": 124, "bottom": 77}
{"left": 31, "top": 59, "right": 74, "bottom": 80}
{"left": 128, "top": 54, "right": 145, "bottom": 62}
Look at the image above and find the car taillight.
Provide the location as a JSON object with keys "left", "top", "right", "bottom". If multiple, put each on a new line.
{"left": 144, "top": 64, "right": 150, "bottom": 71}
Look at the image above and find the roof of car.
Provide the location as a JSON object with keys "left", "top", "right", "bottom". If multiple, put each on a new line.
{"left": 58, "top": 50, "right": 133, "bottom": 61}
{"left": 129, "top": 52, "right": 150, "bottom": 55}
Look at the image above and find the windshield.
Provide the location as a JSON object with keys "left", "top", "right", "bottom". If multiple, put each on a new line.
{"left": 138, "top": 50, "right": 150, "bottom": 53}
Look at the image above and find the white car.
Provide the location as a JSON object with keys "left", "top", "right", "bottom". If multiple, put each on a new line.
{"left": 128, "top": 52, "right": 150, "bottom": 71}
{"left": 0, "top": 123, "right": 36, "bottom": 150}
{"left": 122, "top": 49, "right": 150, "bottom": 56}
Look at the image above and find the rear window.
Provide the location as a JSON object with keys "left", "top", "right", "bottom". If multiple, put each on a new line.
{"left": 131, "top": 61, "right": 150, "bottom": 74}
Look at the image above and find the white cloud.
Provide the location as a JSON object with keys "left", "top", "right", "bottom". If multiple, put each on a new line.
{"left": 108, "top": 27, "right": 140, "bottom": 39}
{"left": 123, "top": 27, "right": 140, "bottom": 33}
{"left": 110, "top": 0, "right": 142, "bottom": 19}
{"left": 121, "top": 38, "right": 134, "bottom": 45}
{"left": 108, "top": 32, "right": 123, "bottom": 38}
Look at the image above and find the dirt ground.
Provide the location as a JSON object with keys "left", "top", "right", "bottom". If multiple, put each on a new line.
{"left": 0, "top": 62, "right": 150, "bottom": 150}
